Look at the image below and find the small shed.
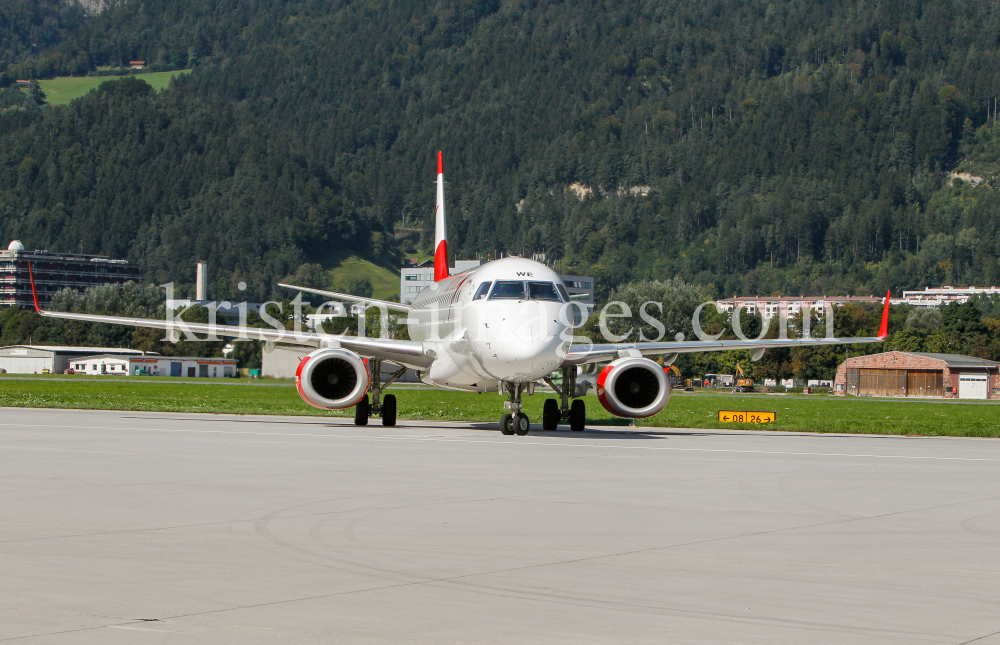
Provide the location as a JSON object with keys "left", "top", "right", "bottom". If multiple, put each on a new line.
{"left": 129, "top": 61, "right": 146, "bottom": 69}
{"left": 834, "top": 352, "right": 999, "bottom": 399}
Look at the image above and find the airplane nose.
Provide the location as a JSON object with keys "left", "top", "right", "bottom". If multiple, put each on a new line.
{"left": 469, "top": 302, "right": 568, "bottom": 380}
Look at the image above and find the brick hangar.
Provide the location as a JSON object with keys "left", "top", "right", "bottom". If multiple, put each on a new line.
{"left": 834, "top": 351, "right": 999, "bottom": 399}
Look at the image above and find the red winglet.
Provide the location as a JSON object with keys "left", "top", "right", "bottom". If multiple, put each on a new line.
{"left": 877, "top": 290, "right": 890, "bottom": 339}
{"left": 27, "top": 262, "right": 41, "bottom": 312}
{"left": 437, "top": 150, "right": 443, "bottom": 175}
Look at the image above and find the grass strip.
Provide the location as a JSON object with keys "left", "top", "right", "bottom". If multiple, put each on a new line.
{"left": 2, "top": 379, "right": 998, "bottom": 436}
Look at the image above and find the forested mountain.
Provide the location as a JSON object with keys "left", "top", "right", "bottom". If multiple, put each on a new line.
{"left": 0, "top": 0, "right": 86, "bottom": 80}
{"left": 2, "top": 0, "right": 1000, "bottom": 300}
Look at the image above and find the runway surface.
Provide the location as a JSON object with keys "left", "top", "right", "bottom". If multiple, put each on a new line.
{"left": 2, "top": 407, "right": 1000, "bottom": 644}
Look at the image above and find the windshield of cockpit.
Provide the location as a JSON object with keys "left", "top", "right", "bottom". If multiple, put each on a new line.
{"left": 485, "top": 280, "right": 565, "bottom": 301}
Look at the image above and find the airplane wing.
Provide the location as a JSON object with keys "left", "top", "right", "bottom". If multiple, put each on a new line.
{"left": 277, "top": 283, "right": 411, "bottom": 313}
{"left": 563, "top": 292, "right": 890, "bottom": 366}
{"left": 28, "top": 266, "right": 432, "bottom": 369}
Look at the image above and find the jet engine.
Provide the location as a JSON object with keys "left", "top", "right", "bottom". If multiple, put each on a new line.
{"left": 596, "top": 357, "right": 671, "bottom": 418}
{"left": 295, "top": 348, "right": 370, "bottom": 410}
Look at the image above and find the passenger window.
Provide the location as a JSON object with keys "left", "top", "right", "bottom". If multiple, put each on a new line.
{"left": 473, "top": 282, "right": 492, "bottom": 300}
{"left": 489, "top": 281, "right": 526, "bottom": 300}
{"left": 527, "top": 282, "right": 561, "bottom": 301}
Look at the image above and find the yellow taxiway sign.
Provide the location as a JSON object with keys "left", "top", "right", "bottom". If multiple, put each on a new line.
{"left": 718, "top": 410, "right": 776, "bottom": 424}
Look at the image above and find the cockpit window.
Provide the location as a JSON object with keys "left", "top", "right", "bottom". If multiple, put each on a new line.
{"left": 556, "top": 284, "right": 570, "bottom": 302}
{"left": 527, "top": 282, "right": 561, "bottom": 301}
{"left": 473, "top": 282, "right": 492, "bottom": 300}
{"left": 489, "top": 281, "right": 526, "bottom": 300}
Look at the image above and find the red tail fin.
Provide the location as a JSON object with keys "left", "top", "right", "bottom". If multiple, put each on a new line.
{"left": 433, "top": 151, "right": 448, "bottom": 281}
{"left": 877, "top": 290, "right": 890, "bottom": 339}
{"left": 28, "top": 263, "right": 41, "bottom": 312}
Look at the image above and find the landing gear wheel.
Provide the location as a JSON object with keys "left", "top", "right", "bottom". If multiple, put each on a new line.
{"left": 381, "top": 394, "right": 396, "bottom": 427}
{"left": 500, "top": 413, "right": 515, "bottom": 435}
{"left": 570, "top": 399, "right": 586, "bottom": 432}
{"left": 513, "top": 413, "right": 530, "bottom": 436}
{"left": 542, "top": 399, "right": 559, "bottom": 431}
{"left": 354, "top": 395, "right": 370, "bottom": 426}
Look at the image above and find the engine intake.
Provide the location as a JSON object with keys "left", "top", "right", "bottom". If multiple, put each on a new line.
{"left": 296, "top": 348, "right": 369, "bottom": 410}
{"left": 596, "top": 357, "right": 671, "bottom": 418}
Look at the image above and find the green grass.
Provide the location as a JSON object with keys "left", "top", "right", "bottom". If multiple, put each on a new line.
{"left": 1, "top": 378, "right": 998, "bottom": 436}
{"left": 37, "top": 70, "right": 191, "bottom": 105}
{"left": 328, "top": 256, "right": 401, "bottom": 300}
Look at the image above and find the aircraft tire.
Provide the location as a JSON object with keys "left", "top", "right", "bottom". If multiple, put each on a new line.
{"left": 381, "top": 394, "right": 396, "bottom": 426}
{"left": 354, "top": 396, "right": 370, "bottom": 426}
{"left": 514, "top": 413, "right": 530, "bottom": 436}
{"left": 542, "top": 399, "right": 559, "bottom": 430}
{"left": 500, "top": 413, "right": 515, "bottom": 435}
{"left": 570, "top": 399, "right": 585, "bottom": 432}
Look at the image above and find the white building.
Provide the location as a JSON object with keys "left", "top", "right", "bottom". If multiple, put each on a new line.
{"left": 0, "top": 345, "right": 150, "bottom": 374}
{"left": 400, "top": 260, "right": 483, "bottom": 304}
{"left": 67, "top": 354, "right": 237, "bottom": 377}
{"left": 400, "top": 260, "right": 595, "bottom": 318}
{"left": 560, "top": 275, "right": 596, "bottom": 319}
{"left": 718, "top": 286, "right": 1000, "bottom": 319}
{"left": 716, "top": 295, "right": 883, "bottom": 320}
{"left": 899, "top": 286, "right": 1000, "bottom": 308}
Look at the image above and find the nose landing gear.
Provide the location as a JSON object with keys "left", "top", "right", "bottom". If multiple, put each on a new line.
{"left": 499, "top": 382, "right": 531, "bottom": 435}
{"left": 500, "top": 412, "right": 530, "bottom": 435}
{"left": 354, "top": 359, "right": 406, "bottom": 427}
{"left": 499, "top": 367, "right": 590, "bottom": 436}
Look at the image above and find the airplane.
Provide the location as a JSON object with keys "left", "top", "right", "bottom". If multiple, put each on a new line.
{"left": 28, "top": 152, "right": 891, "bottom": 436}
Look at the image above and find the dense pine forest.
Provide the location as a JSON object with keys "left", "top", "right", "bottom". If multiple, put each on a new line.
{"left": 2, "top": 0, "right": 1000, "bottom": 302}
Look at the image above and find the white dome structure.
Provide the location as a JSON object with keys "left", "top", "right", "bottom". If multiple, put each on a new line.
{"left": 7, "top": 240, "right": 25, "bottom": 251}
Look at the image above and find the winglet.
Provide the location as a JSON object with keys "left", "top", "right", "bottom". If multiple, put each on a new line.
{"left": 27, "top": 262, "right": 41, "bottom": 312}
{"left": 877, "top": 290, "right": 890, "bottom": 339}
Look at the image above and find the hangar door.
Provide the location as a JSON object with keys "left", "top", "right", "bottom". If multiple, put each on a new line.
{"left": 907, "top": 370, "right": 943, "bottom": 397}
{"left": 0, "top": 357, "right": 49, "bottom": 373}
{"left": 857, "top": 369, "right": 907, "bottom": 396}
{"left": 958, "top": 374, "right": 988, "bottom": 399}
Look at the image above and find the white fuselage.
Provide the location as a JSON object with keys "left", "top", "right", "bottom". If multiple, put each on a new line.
{"left": 407, "top": 258, "right": 579, "bottom": 392}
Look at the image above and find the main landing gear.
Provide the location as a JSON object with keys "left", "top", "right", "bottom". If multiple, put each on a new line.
{"left": 354, "top": 359, "right": 407, "bottom": 427}
{"left": 541, "top": 366, "right": 587, "bottom": 432}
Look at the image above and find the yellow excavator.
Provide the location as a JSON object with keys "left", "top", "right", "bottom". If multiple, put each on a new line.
{"left": 732, "top": 363, "right": 756, "bottom": 393}
{"left": 658, "top": 359, "right": 693, "bottom": 391}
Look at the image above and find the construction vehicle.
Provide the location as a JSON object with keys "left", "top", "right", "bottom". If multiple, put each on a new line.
{"left": 732, "top": 363, "right": 756, "bottom": 393}
{"left": 667, "top": 364, "right": 681, "bottom": 387}
{"left": 657, "top": 359, "right": 695, "bottom": 391}
{"left": 703, "top": 373, "right": 734, "bottom": 388}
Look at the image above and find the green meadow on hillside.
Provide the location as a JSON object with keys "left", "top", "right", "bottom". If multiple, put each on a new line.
{"left": 328, "top": 256, "right": 400, "bottom": 301}
{"left": 37, "top": 70, "right": 189, "bottom": 105}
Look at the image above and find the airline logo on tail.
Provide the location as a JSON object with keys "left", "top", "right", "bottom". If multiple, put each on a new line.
{"left": 434, "top": 151, "right": 448, "bottom": 281}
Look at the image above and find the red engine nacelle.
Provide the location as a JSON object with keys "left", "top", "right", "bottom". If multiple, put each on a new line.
{"left": 596, "top": 357, "right": 671, "bottom": 418}
{"left": 295, "top": 348, "right": 370, "bottom": 410}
